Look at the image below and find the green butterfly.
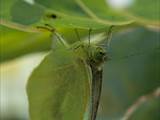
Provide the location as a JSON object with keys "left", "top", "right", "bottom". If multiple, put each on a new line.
{"left": 27, "top": 27, "right": 112, "bottom": 120}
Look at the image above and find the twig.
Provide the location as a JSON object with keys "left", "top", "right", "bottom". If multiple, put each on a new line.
{"left": 122, "top": 87, "right": 160, "bottom": 120}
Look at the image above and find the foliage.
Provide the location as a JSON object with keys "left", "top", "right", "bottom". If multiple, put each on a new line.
{"left": 0, "top": 0, "right": 160, "bottom": 120}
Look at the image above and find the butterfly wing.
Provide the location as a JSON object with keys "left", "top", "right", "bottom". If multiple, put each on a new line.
{"left": 27, "top": 45, "right": 91, "bottom": 120}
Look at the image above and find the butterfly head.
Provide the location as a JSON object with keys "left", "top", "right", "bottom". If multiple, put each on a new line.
{"left": 87, "top": 45, "right": 108, "bottom": 70}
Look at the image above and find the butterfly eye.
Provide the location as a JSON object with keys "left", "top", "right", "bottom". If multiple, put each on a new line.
{"left": 99, "top": 49, "right": 106, "bottom": 56}
{"left": 99, "top": 51, "right": 105, "bottom": 55}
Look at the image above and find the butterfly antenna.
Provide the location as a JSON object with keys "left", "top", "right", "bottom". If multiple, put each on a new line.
{"left": 106, "top": 25, "right": 114, "bottom": 48}
{"left": 74, "top": 28, "right": 81, "bottom": 42}
{"left": 88, "top": 28, "right": 92, "bottom": 47}
{"left": 53, "top": 31, "right": 69, "bottom": 48}
{"left": 87, "top": 28, "right": 92, "bottom": 59}
{"left": 44, "top": 24, "right": 69, "bottom": 47}
{"left": 37, "top": 24, "right": 69, "bottom": 48}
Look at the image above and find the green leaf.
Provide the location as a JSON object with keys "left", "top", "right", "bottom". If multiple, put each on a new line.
{"left": 109, "top": 0, "right": 160, "bottom": 26}
{"left": 1, "top": 0, "right": 132, "bottom": 30}
{"left": 27, "top": 44, "right": 91, "bottom": 120}
{"left": 0, "top": 0, "right": 44, "bottom": 25}
{"left": 76, "top": 0, "right": 131, "bottom": 24}
{"left": 0, "top": 0, "right": 17, "bottom": 21}
{"left": 34, "top": 0, "right": 132, "bottom": 29}
{"left": 0, "top": 25, "right": 52, "bottom": 62}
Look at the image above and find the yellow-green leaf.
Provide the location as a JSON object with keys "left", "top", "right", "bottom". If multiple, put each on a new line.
{"left": 0, "top": 25, "right": 51, "bottom": 62}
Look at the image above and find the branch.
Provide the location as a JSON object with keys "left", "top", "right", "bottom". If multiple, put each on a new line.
{"left": 122, "top": 87, "right": 160, "bottom": 120}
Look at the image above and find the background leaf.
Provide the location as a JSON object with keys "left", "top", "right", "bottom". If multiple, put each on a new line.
{"left": 1, "top": 0, "right": 133, "bottom": 30}
{"left": 0, "top": 25, "right": 51, "bottom": 62}
{"left": 0, "top": 0, "right": 44, "bottom": 25}
{"left": 76, "top": 0, "right": 131, "bottom": 24}
{"left": 108, "top": 0, "right": 160, "bottom": 26}
{"left": 34, "top": 0, "right": 132, "bottom": 29}
{"left": 1, "top": 0, "right": 159, "bottom": 30}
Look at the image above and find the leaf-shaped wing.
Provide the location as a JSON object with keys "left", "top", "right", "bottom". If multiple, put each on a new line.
{"left": 27, "top": 46, "right": 91, "bottom": 120}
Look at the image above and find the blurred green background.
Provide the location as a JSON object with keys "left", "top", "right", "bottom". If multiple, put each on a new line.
{"left": 0, "top": 0, "right": 160, "bottom": 120}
